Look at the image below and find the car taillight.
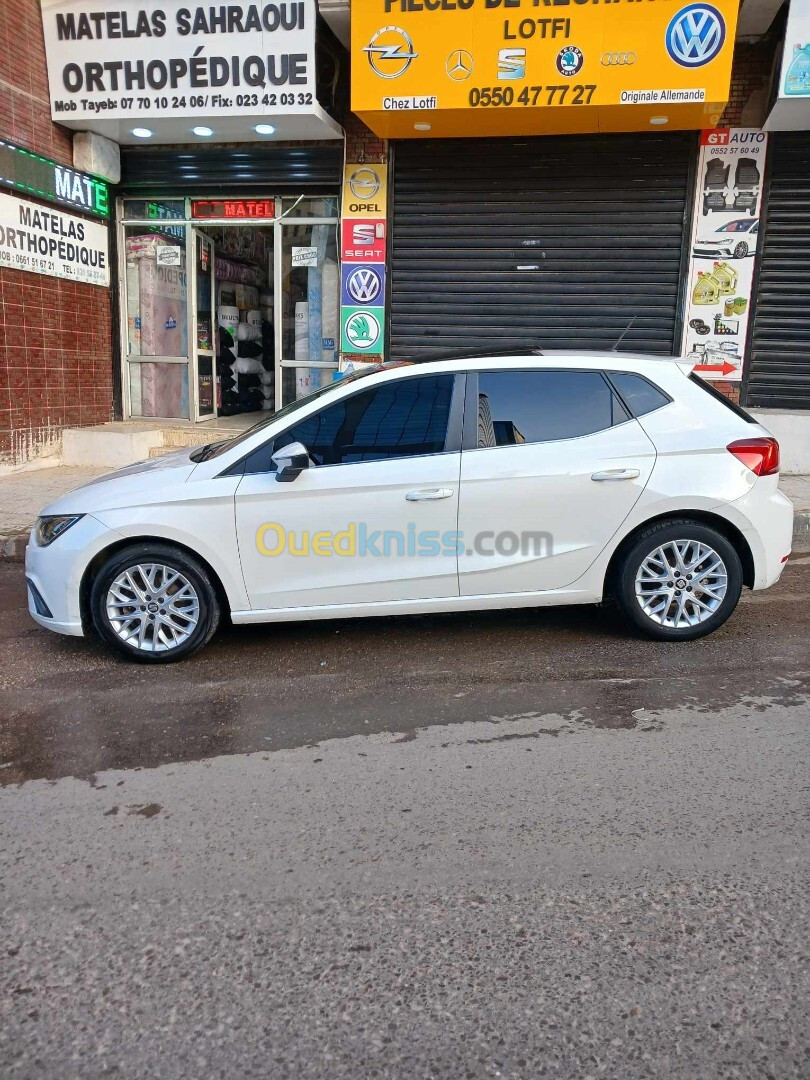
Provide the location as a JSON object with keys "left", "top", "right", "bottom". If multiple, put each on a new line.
{"left": 727, "top": 437, "right": 780, "bottom": 476}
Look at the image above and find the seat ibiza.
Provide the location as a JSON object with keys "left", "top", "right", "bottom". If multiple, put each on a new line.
{"left": 26, "top": 352, "right": 793, "bottom": 663}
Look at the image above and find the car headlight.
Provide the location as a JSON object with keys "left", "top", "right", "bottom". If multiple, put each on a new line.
{"left": 34, "top": 514, "right": 85, "bottom": 547}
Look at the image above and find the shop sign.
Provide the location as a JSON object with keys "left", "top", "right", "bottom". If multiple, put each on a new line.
{"left": 0, "top": 191, "right": 109, "bottom": 286}
{"left": 0, "top": 138, "right": 109, "bottom": 218}
{"left": 341, "top": 162, "right": 388, "bottom": 358}
{"left": 681, "top": 128, "right": 768, "bottom": 383}
{"left": 40, "top": 1, "right": 317, "bottom": 129}
{"left": 352, "top": 0, "right": 740, "bottom": 138}
{"left": 191, "top": 198, "right": 276, "bottom": 220}
{"left": 765, "top": 0, "right": 810, "bottom": 129}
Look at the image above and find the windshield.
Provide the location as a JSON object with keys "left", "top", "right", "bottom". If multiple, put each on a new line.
{"left": 191, "top": 365, "right": 395, "bottom": 462}
{"left": 716, "top": 221, "right": 754, "bottom": 234}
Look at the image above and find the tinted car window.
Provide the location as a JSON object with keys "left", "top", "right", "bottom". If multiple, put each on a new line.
{"left": 608, "top": 372, "right": 672, "bottom": 418}
{"left": 475, "top": 370, "right": 628, "bottom": 448}
{"left": 247, "top": 374, "right": 454, "bottom": 471}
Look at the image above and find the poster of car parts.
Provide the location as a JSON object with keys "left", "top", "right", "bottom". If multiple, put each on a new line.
{"left": 682, "top": 128, "right": 767, "bottom": 381}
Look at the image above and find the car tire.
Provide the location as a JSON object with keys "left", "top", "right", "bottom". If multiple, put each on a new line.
{"left": 733, "top": 241, "right": 748, "bottom": 259}
{"left": 614, "top": 520, "right": 743, "bottom": 642}
{"left": 90, "top": 543, "right": 221, "bottom": 663}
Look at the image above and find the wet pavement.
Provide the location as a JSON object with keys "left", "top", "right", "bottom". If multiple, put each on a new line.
{"left": 1, "top": 559, "right": 809, "bottom": 1078}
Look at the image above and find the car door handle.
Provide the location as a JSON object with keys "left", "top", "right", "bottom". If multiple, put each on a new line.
{"left": 591, "top": 469, "right": 641, "bottom": 482}
{"left": 405, "top": 488, "right": 454, "bottom": 501}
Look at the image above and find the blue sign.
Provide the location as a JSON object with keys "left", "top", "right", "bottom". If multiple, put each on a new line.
{"left": 342, "top": 262, "right": 385, "bottom": 308}
{"left": 665, "top": 4, "right": 726, "bottom": 68}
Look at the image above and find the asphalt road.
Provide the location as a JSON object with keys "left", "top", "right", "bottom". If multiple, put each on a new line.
{"left": 1, "top": 558, "right": 809, "bottom": 1079}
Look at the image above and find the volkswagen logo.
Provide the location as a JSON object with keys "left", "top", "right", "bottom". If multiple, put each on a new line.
{"left": 665, "top": 4, "right": 726, "bottom": 68}
{"left": 446, "top": 49, "right": 473, "bottom": 82}
{"left": 347, "top": 266, "right": 383, "bottom": 305}
{"left": 601, "top": 52, "right": 637, "bottom": 66}
{"left": 348, "top": 167, "right": 381, "bottom": 200}
{"left": 364, "top": 26, "right": 419, "bottom": 80}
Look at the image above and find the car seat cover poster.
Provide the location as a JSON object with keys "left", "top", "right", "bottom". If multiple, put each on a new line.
{"left": 682, "top": 128, "right": 767, "bottom": 382}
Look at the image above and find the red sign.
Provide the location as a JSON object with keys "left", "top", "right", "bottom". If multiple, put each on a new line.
{"left": 700, "top": 129, "right": 730, "bottom": 146}
{"left": 341, "top": 218, "right": 386, "bottom": 263}
{"left": 191, "top": 198, "right": 276, "bottom": 220}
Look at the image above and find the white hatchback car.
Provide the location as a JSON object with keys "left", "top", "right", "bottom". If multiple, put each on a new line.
{"left": 27, "top": 352, "right": 793, "bottom": 663}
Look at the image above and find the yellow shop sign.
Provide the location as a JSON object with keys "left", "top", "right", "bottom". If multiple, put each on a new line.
{"left": 352, "top": 0, "right": 739, "bottom": 138}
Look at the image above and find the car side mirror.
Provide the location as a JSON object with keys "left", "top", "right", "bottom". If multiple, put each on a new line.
{"left": 271, "top": 441, "right": 310, "bottom": 483}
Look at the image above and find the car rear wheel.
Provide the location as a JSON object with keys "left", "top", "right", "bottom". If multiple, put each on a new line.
{"left": 615, "top": 521, "right": 743, "bottom": 641}
{"left": 90, "top": 543, "right": 220, "bottom": 663}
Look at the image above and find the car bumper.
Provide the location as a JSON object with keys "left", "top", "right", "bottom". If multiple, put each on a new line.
{"left": 720, "top": 476, "right": 794, "bottom": 590}
{"left": 25, "top": 514, "right": 117, "bottom": 638}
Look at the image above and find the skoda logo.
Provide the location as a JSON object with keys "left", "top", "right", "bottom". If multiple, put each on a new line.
{"left": 446, "top": 49, "right": 473, "bottom": 81}
{"left": 348, "top": 167, "right": 381, "bottom": 200}
{"left": 665, "top": 4, "right": 726, "bottom": 68}
{"left": 347, "top": 266, "right": 382, "bottom": 305}
{"left": 364, "top": 26, "right": 418, "bottom": 80}
{"left": 345, "top": 311, "right": 381, "bottom": 351}
{"left": 601, "top": 52, "right": 637, "bottom": 66}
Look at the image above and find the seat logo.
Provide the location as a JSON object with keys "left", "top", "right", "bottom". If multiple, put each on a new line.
{"left": 665, "top": 4, "right": 726, "bottom": 68}
{"left": 498, "top": 48, "right": 526, "bottom": 80}
{"left": 447, "top": 49, "right": 473, "bottom": 82}
{"left": 347, "top": 267, "right": 382, "bottom": 305}
{"left": 601, "top": 52, "right": 637, "bottom": 66}
{"left": 352, "top": 222, "right": 376, "bottom": 246}
{"left": 348, "top": 167, "right": 381, "bottom": 200}
{"left": 364, "top": 26, "right": 418, "bottom": 80}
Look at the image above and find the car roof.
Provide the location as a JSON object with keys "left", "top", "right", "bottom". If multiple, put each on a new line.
{"left": 391, "top": 349, "right": 682, "bottom": 376}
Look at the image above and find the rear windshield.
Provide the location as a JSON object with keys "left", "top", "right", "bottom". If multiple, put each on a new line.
{"left": 688, "top": 373, "right": 756, "bottom": 423}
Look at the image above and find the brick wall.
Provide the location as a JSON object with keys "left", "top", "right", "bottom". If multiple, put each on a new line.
{"left": 0, "top": 0, "right": 114, "bottom": 465}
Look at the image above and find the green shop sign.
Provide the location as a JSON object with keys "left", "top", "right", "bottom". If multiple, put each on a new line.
{"left": 0, "top": 139, "right": 109, "bottom": 218}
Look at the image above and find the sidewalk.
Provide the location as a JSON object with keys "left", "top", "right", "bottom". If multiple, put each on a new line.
{"left": 1, "top": 464, "right": 809, "bottom": 559}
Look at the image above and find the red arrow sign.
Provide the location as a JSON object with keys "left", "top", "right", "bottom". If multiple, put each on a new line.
{"left": 692, "top": 361, "right": 737, "bottom": 376}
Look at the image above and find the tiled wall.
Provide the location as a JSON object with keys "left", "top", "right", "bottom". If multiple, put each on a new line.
{"left": 0, "top": 0, "right": 115, "bottom": 464}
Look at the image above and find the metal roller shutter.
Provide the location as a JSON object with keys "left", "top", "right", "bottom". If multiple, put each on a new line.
{"left": 745, "top": 132, "right": 810, "bottom": 410}
{"left": 390, "top": 132, "right": 695, "bottom": 359}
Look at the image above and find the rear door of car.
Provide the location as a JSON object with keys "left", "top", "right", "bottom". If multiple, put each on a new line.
{"left": 457, "top": 367, "right": 658, "bottom": 596}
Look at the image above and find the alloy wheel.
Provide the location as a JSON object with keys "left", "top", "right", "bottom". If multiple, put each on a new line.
{"left": 634, "top": 540, "right": 728, "bottom": 630}
{"left": 105, "top": 563, "right": 200, "bottom": 653}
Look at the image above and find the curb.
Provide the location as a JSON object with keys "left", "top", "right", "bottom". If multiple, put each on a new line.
{"left": 1, "top": 534, "right": 28, "bottom": 561}
{"left": 2, "top": 515, "right": 809, "bottom": 563}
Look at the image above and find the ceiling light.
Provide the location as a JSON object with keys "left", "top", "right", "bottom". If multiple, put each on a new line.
{"left": 254, "top": 124, "right": 276, "bottom": 135}
{"left": 131, "top": 127, "right": 153, "bottom": 138}
{"left": 192, "top": 126, "right": 214, "bottom": 137}
{"left": 414, "top": 122, "right": 431, "bottom": 131}
{"left": 649, "top": 116, "right": 669, "bottom": 125}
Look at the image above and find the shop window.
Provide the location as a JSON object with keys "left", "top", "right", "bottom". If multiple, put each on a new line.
{"left": 475, "top": 371, "right": 629, "bottom": 448}
{"left": 129, "top": 362, "right": 188, "bottom": 419}
{"left": 282, "top": 196, "right": 339, "bottom": 218}
{"left": 247, "top": 374, "right": 455, "bottom": 470}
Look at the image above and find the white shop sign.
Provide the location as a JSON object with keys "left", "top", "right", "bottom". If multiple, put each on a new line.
{"left": 40, "top": 1, "right": 316, "bottom": 123}
{"left": 681, "top": 128, "right": 767, "bottom": 383}
{"left": 0, "top": 191, "right": 109, "bottom": 287}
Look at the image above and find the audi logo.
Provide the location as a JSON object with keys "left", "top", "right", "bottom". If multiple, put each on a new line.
{"left": 601, "top": 52, "right": 637, "bottom": 65}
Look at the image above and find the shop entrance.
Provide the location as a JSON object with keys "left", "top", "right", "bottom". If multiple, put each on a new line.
{"left": 118, "top": 197, "right": 340, "bottom": 422}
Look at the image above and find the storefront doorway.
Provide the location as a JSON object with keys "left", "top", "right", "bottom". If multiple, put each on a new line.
{"left": 118, "top": 196, "right": 340, "bottom": 422}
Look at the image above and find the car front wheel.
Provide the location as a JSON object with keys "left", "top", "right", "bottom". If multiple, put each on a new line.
{"left": 90, "top": 543, "right": 220, "bottom": 663}
{"left": 615, "top": 521, "right": 743, "bottom": 641}
{"left": 733, "top": 241, "right": 749, "bottom": 258}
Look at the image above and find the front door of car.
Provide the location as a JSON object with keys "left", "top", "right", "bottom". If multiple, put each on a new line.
{"left": 458, "top": 369, "right": 657, "bottom": 596}
{"left": 235, "top": 372, "right": 463, "bottom": 611}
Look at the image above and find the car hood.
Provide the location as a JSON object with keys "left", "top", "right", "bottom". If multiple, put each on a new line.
{"left": 39, "top": 448, "right": 198, "bottom": 517}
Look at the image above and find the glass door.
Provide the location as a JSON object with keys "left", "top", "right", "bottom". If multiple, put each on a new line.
{"left": 276, "top": 202, "right": 340, "bottom": 408}
{"left": 122, "top": 221, "right": 190, "bottom": 419}
{"left": 190, "top": 230, "right": 217, "bottom": 420}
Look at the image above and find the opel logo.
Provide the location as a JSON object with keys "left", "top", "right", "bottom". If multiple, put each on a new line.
{"left": 665, "top": 4, "right": 726, "bottom": 68}
{"left": 364, "top": 26, "right": 419, "bottom": 80}
{"left": 347, "top": 266, "right": 383, "bottom": 305}
{"left": 348, "top": 167, "right": 381, "bottom": 200}
{"left": 601, "top": 52, "right": 637, "bottom": 66}
{"left": 446, "top": 49, "right": 473, "bottom": 81}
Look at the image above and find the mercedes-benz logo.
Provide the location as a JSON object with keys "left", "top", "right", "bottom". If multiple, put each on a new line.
{"left": 364, "top": 26, "right": 419, "bottom": 80}
{"left": 348, "top": 167, "right": 381, "bottom": 200}
{"left": 446, "top": 49, "right": 473, "bottom": 81}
